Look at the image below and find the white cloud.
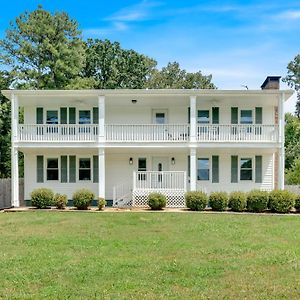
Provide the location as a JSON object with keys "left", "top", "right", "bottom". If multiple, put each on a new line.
{"left": 277, "top": 10, "right": 300, "bottom": 20}
{"left": 83, "top": 22, "right": 128, "bottom": 37}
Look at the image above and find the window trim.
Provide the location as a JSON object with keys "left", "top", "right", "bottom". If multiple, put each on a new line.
{"left": 78, "top": 157, "right": 92, "bottom": 181}
{"left": 239, "top": 157, "right": 253, "bottom": 181}
{"left": 197, "top": 157, "right": 210, "bottom": 181}
{"left": 45, "top": 157, "right": 60, "bottom": 182}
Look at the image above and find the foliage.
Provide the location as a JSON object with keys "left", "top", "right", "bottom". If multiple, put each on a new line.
{"left": 54, "top": 193, "right": 68, "bottom": 209}
{"left": 268, "top": 190, "right": 295, "bottom": 213}
{"left": 209, "top": 192, "right": 228, "bottom": 211}
{"left": 146, "top": 62, "right": 217, "bottom": 89}
{"left": 0, "top": 6, "right": 87, "bottom": 89}
{"left": 246, "top": 190, "right": 269, "bottom": 212}
{"left": 185, "top": 191, "right": 208, "bottom": 211}
{"left": 72, "top": 189, "right": 95, "bottom": 210}
{"left": 285, "top": 158, "right": 300, "bottom": 184}
{"left": 148, "top": 193, "right": 167, "bottom": 210}
{"left": 30, "top": 188, "right": 54, "bottom": 208}
{"left": 228, "top": 191, "right": 247, "bottom": 212}
{"left": 98, "top": 197, "right": 106, "bottom": 211}
{"left": 295, "top": 194, "right": 300, "bottom": 210}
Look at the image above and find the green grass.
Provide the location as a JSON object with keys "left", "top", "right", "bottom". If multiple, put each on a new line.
{"left": 0, "top": 212, "right": 300, "bottom": 299}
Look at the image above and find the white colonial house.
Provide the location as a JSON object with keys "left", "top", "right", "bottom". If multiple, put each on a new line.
{"left": 1, "top": 76, "right": 293, "bottom": 207}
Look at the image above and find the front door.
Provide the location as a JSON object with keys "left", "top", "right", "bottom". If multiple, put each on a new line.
{"left": 152, "top": 110, "right": 168, "bottom": 124}
{"left": 152, "top": 157, "right": 169, "bottom": 188}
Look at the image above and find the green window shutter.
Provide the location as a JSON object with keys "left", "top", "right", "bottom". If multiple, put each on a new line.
{"left": 212, "top": 155, "right": 219, "bottom": 183}
{"left": 187, "top": 155, "right": 190, "bottom": 177}
{"left": 255, "top": 107, "right": 262, "bottom": 124}
{"left": 61, "top": 156, "right": 68, "bottom": 183}
{"left": 60, "top": 108, "right": 67, "bottom": 124}
{"left": 212, "top": 107, "right": 219, "bottom": 124}
{"left": 69, "top": 107, "right": 76, "bottom": 124}
{"left": 36, "top": 107, "right": 43, "bottom": 124}
{"left": 69, "top": 156, "right": 76, "bottom": 183}
{"left": 93, "top": 107, "right": 99, "bottom": 124}
{"left": 231, "top": 107, "right": 238, "bottom": 124}
{"left": 93, "top": 156, "right": 99, "bottom": 183}
{"left": 188, "top": 107, "right": 190, "bottom": 124}
{"left": 37, "top": 155, "right": 44, "bottom": 183}
{"left": 255, "top": 156, "right": 262, "bottom": 183}
{"left": 231, "top": 155, "right": 238, "bottom": 183}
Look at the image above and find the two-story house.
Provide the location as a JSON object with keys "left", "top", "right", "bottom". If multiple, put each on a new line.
{"left": 2, "top": 76, "right": 293, "bottom": 207}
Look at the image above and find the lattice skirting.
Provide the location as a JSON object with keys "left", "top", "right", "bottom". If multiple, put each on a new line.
{"left": 132, "top": 189, "right": 186, "bottom": 208}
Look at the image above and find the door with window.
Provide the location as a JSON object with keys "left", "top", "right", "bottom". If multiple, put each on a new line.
{"left": 152, "top": 110, "right": 168, "bottom": 140}
{"left": 152, "top": 157, "right": 169, "bottom": 188}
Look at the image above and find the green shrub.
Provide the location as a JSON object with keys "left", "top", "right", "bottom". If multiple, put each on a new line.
{"left": 185, "top": 191, "right": 208, "bottom": 211}
{"left": 98, "top": 198, "right": 106, "bottom": 211}
{"left": 295, "top": 194, "right": 300, "bottom": 211}
{"left": 72, "top": 189, "right": 95, "bottom": 210}
{"left": 148, "top": 193, "right": 166, "bottom": 210}
{"left": 209, "top": 192, "right": 228, "bottom": 211}
{"left": 228, "top": 191, "right": 247, "bottom": 212}
{"left": 268, "top": 190, "right": 295, "bottom": 213}
{"left": 54, "top": 193, "right": 68, "bottom": 209}
{"left": 30, "top": 188, "right": 54, "bottom": 209}
{"left": 246, "top": 190, "right": 269, "bottom": 212}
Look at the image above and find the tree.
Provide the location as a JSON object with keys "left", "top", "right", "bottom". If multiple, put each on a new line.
{"left": 283, "top": 54, "right": 300, "bottom": 117}
{"left": 83, "top": 39, "right": 157, "bottom": 89}
{"left": 0, "top": 6, "right": 88, "bottom": 89}
{"left": 286, "top": 158, "right": 300, "bottom": 184}
{"left": 146, "top": 62, "right": 216, "bottom": 89}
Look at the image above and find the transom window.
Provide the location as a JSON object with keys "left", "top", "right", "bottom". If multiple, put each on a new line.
{"left": 240, "top": 158, "right": 252, "bottom": 180}
{"left": 240, "top": 110, "right": 252, "bottom": 124}
{"left": 197, "top": 158, "right": 209, "bottom": 180}
{"left": 47, "top": 158, "right": 59, "bottom": 180}
{"left": 79, "top": 158, "right": 91, "bottom": 180}
{"left": 79, "top": 110, "right": 91, "bottom": 124}
{"left": 198, "top": 110, "right": 210, "bottom": 124}
{"left": 46, "top": 110, "right": 58, "bottom": 124}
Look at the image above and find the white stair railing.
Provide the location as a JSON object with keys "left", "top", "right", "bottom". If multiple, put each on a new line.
{"left": 113, "top": 182, "right": 132, "bottom": 207}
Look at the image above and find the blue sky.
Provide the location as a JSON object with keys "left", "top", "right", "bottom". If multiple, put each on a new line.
{"left": 0, "top": 0, "right": 299, "bottom": 111}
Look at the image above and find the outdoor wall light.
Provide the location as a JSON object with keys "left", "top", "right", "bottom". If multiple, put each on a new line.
{"left": 131, "top": 99, "right": 137, "bottom": 104}
{"left": 129, "top": 157, "right": 133, "bottom": 165}
{"left": 171, "top": 157, "right": 175, "bottom": 165}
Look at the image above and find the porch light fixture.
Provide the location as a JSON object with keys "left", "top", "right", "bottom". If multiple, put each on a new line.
{"left": 171, "top": 157, "right": 175, "bottom": 165}
{"left": 131, "top": 99, "right": 137, "bottom": 104}
{"left": 129, "top": 157, "right": 133, "bottom": 165}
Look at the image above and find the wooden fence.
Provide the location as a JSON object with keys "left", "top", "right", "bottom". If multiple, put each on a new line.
{"left": 0, "top": 178, "right": 24, "bottom": 209}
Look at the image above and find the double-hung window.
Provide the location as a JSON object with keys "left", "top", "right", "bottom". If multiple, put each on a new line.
{"left": 79, "top": 158, "right": 91, "bottom": 180}
{"left": 47, "top": 158, "right": 59, "bottom": 180}
{"left": 138, "top": 158, "right": 147, "bottom": 181}
{"left": 240, "top": 158, "right": 252, "bottom": 180}
{"left": 197, "top": 158, "right": 209, "bottom": 180}
{"left": 198, "top": 110, "right": 210, "bottom": 135}
{"left": 240, "top": 110, "right": 253, "bottom": 124}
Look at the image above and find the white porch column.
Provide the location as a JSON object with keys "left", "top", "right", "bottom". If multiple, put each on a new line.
{"left": 98, "top": 148, "right": 105, "bottom": 199}
{"left": 278, "top": 93, "right": 285, "bottom": 190}
{"left": 190, "top": 95, "right": 197, "bottom": 142}
{"left": 11, "top": 94, "right": 19, "bottom": 207}
{"left": 190, "top": 148, "right": 197, "bottom": 191}
{"left": 98, "top": 95, "right": 105, "bottom": 142}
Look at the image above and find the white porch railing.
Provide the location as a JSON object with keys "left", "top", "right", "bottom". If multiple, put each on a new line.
{"left": 105, "top": 124, "right": 189, "bottom": 142}
{"left": 196, "top": 124, "right": 278, "bottom": 142}
{"left": 112, "top": 182, "right": 132, "bottom": 207}
{"left": 18, "top": 124, "right": 98, "bottom": 142}
{"left": 133, "top": 171, "right": 186, "bottom": 190}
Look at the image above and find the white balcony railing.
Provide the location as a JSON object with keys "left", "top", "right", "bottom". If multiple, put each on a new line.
{"left": 133, "top": 171, "right": 186, "bottom": 190}
{"left": 196, "top": 124, "right": 278, "bottom": 142}
{"left": 18, "top": 124, "right": 98, "bottom": 142}
{"left": 17, "top": 124, "right": 278, "bottom": 143}
{"left": 105, "top": 124, "right": 190, "bottom": 142}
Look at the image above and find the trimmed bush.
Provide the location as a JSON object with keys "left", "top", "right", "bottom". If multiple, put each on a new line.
{"left": 268, "top": 190, "right": 295, "bottom": 213}
{"left": 295, "top": 194, "right": 300, "bottom": 211}
{"left": 228, "top": 191, "right": 247, "bottom": 212}
{"left": 54, "top": 193, "right": 68, "bottom": 209}
{"left": 98, "top": 198, "right": 106, "bottom": 211}
{"left": 246, "top": 190, "right": 269, "bottom": 212}
{"left": 72, "top": 189, "right": 95, "bottom": 210}
{"left": 209, "top": 192, "right": 228, "bottom": 211}
{"left": 148, "top": 193, "right": 167, "bottom": 210}
{"left": 185, "top": 191, "right": 208, "bottom": 211}
{"left": 30, "top": 188, "right": 54, "bottom": 209}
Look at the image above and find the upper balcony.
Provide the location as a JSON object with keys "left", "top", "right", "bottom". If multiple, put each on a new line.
{"left": 17, "top": 123, "right": 278, "bottom": 143}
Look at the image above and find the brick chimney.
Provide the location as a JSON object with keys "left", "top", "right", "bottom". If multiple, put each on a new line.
{"left": 261, "top": 76, "right": 281, "bottom": 90}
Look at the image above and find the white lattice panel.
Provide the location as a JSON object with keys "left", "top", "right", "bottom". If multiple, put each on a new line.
{"left": 132, "top": 189, "right": 185, "bottom": 208}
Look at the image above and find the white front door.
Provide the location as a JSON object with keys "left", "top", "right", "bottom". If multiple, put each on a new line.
{"left": 152, "top": 110, "right": 168, "bottom": 124}
{"left": 152, "top": 157, "right": 169, "bottom": 188}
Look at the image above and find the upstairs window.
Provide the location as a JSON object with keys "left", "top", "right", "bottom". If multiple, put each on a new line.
{"left": 240, "top": 158, "right": 252, "bottom": 180}
{"left": 79, "top": 110, "right": 91, "bottom": 124}
{"left": 198, "top": 110, "right": 210, "bottom": 124}
{"left": 197, "top": 158, "right": 209, "bottom": 180}
{"left": 47, "top": 158, "right": 59, "bottom": 180}
{"left": 240, "top": 110, "right": 252, "bottom": 124}
{"left": 79, "top": 158, "right": 91, "bottom": 180}
{"left": 46, "top": 110, "right": 58, "bottom": 124}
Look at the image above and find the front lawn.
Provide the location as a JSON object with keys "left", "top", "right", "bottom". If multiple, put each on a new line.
{"left": 0, "top": 211, "right": 299, "bottom": 299}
